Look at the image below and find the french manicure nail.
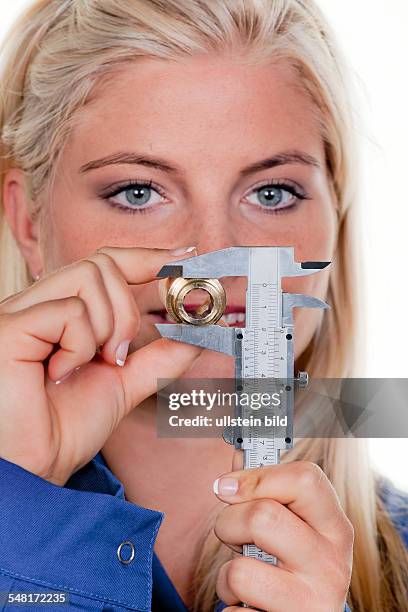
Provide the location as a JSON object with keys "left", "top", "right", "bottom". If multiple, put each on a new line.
{"left": 170, "top": 246, "right": 196, "bottom": 256}
{"left": 116, "top": 340, "right": 130, "bottom": 366}
{"left": 213, "top": 477, "right": 239, "bottom": 496}
{"left": 55, "top": 369, "right": 74, "bottom": 385}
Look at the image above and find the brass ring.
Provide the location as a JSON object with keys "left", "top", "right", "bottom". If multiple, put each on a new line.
{"left": 165, "top": 278, "right": 226, "bottom": 325}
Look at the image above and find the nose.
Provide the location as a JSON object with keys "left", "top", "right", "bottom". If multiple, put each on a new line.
{"left": 181, "top": 198, "right": 248, "bottom": 306}
{"left": 186, "top": 197, "right": 239, "bottom": 255}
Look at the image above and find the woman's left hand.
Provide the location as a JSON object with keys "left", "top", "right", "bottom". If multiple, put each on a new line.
{"left": 213, "top": 458, "right": 354, "bottom": 612}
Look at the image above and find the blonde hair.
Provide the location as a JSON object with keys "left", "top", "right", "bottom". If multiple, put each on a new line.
{"left": 0, "top": 1, "right": 406, "bottom": 610}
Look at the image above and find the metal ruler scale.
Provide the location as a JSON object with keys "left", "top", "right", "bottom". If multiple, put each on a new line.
{"left": 235, "top": 249, "right": 293, "bottom": 567}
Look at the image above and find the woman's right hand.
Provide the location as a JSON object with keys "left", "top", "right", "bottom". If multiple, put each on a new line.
{"left": 0, "top": 246, "right": 201, "bottom": 486}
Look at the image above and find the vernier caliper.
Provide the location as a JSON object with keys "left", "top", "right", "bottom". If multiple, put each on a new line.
{"left": 155, "top": 246, "right": 330, "bottom": 568}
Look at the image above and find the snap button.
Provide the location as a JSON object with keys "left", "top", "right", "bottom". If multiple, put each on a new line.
{"left": 117, "top": 540, "right": 135, "bottom": 564}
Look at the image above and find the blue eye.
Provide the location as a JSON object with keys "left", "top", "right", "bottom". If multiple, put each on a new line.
{"left": 245, "top": 182, "right": 307, "bottom": 212}
{"left": 102, "top": 178, "right": 308, "bottom": 215}
{"left": 104, "top": 180, "right": 165, "bottom": 213}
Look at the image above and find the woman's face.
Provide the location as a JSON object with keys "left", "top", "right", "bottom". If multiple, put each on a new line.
{"left": 39, "top": 54, "right": 337, "bottom": 377}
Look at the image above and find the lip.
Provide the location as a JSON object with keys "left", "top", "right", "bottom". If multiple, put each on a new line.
{"left": 147, "top": 304, "right": 246, "bottom": 327}
{"left": 145, "top": 311, "right": 168, "bottom": 323}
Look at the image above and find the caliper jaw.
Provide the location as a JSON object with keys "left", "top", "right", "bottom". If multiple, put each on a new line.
{"left": 154, "top": 323, "right": 236, "bottom": 355}
{"left": 156, "top": 246, "right": 329, "bottom": 279}
{"left": 282, "top": 293, "right": 329, "bottom": 326}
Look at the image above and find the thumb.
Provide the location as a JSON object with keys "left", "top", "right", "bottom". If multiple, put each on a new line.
{"left": 117, "top": 337, "right": 202, "bottom": 412}
{"left": 232, "top": 449, "right": 244, "bottom": 471}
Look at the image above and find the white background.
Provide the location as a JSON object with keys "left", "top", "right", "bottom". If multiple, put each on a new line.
{"left": 0, "top": 1, "right": 407, "bottom": 490}
{"left": 318, "top": 0, "right": 408, "bottom": 490}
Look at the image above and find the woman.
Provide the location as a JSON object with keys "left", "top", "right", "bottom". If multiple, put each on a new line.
{"left": 0, "top": 1, "right": 406, "bottom": 611}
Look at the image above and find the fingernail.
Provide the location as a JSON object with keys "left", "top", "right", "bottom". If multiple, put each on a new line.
{"left": 55, "top": 369, "right": 74, "bottom": 385}
{"left": 116, "top": 340, "right": 130, "bottom": 366}
{"left": 213, "top": 477, "right": 239, "bottom": 496}
{"left": 170, "top": 246, "right": 196, "bottom": 256}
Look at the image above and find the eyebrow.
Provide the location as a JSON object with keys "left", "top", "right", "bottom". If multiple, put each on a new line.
{"left": 239, "top": 150, "right": 321, "bottom": 176}
{"left": 78, "top": 149, "right": 321, "bottom": 175}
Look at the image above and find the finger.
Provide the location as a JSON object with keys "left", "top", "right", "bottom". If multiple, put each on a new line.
{"left": 213, "top": 461, "right": 348, "bottom": 542}
{"left": 3, "top": 297, "right": 97, "bottom": 382}
{"left": 0, "top": 259, "right": 114, "bottom": 349}
{"left": 216, "top": 556, "right": 301, "bottom": 612}
{"left": 96, "top": 245, "right": 197, "bottom": 284}
{"left": 232, "top": 448, "right": 243, "bottom": 471}
{"left": 0, "top": 246, "right": 197, "bottom": 313}
{"left": 83, "top": 252, "right": 141, "bottom": 364}
{"left": 0, "top": 246, "right": 197, "bottom": 366}
{"left": 214, "top": 499, "right": 323, "bottom": 572}
{"left": 115, "top": 337, "right": 203, "bottom": 413}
